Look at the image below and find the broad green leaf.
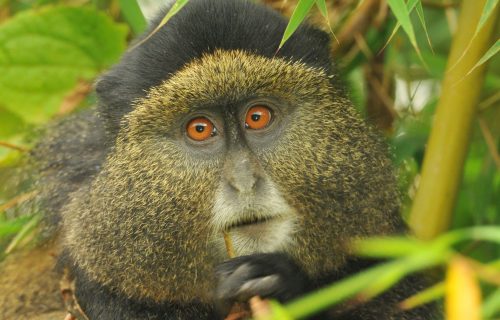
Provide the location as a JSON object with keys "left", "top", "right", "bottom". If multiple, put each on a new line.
{"left": 118, "top": 0, "right": 147, "bottom": 34}
{"left": 0, "top": 7, "right": 128, "bottom": 123}
{"left": 0, "top": 106, "right": 25, "bottom": 138}
{"left": 278, "top": 0, "right": 316, "bottom": 50}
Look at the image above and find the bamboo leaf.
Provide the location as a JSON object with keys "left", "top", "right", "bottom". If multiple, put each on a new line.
{"left": 264, "top": 300, "right": 294, "bottom": 320}
{"left": 449, "top": 0, "right": 498, "bottom": 71}
{"left": 444, "top": 226, "right": 500, "bottom": 245}
{"left": 361, "top": 263, "right": 406, "bottom": 299}
{"left": 400, "top": 282, "right": 445, "bottom": 310}
{"left": 354, "top": 237, "right": 426, "bottom": 258}
{"left": 285, "top": 263, "right": 388, "bottom": 319}
{"left": 132, "top": 0, "right": 189, "bottom": 48}
{"left": 284, "top": 247, "right": 447, "bottom": 319}
{"left": 482, "top": 288, "right": 500, "bottom": 319}
{"left": 5, "top": 214, "right": 41, "bottom": 254}
{"left": 0, "top": 215, "right": 31, "bottom": 236}
{"left": 278, "top": 0, "right": 316, "bottom": 50}
{"left": 118, "top": 0, "right": 146, "bottom": 34}
{"left": 415, "top": 1, "right": 434, "bottom": 53}
{"left": 315, "top": 0, "right": 328, "bottom": 17}
{"left": 362, "top": 247, "right": 449, "bottom": 299}
{"left": 315, "top": 0, "right": 339, "bottom": 43}
{"left": 473, "top": 0, "right": 499, "bottom": 39}
{"left": 467, "top": 39, "right": 500, "bottom": 76}
{"left": 386, "top": 0, "right": 419, "bottom": 53}
{"left": 156, "top": 0, "right": 189, "bottom": 31}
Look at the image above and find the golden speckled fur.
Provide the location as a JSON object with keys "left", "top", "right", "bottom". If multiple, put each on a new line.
{"left": 63, "top": 50, "right": 401, "bottom": 304}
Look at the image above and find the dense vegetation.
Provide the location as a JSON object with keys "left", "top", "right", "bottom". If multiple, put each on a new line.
{"left": 0, "top": 0, "right": 498, "bottom": 319}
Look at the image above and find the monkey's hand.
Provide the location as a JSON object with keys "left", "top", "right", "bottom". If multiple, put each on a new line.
{"left": 215, "top": 253, "right": 308, "bottom": 315}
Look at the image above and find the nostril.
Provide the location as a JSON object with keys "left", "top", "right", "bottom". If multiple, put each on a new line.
{"left": 227, "top": 172, "right": 259, "bottom": 194}
{"left": 224, "top": 151, "right": 263, "bottom": 194}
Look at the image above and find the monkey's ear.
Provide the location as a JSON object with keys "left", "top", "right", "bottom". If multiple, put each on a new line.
{"left": 94, "top": 42, "right": 164, "bottom": 141}
{"left": 94, "top": 66, "right": 135, "bottom": 140}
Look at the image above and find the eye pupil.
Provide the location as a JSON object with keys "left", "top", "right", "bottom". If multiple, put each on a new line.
{"left": 186, "top": 117, "right": 215, "bottom": 141}
{"left": 245, "top": 105, "right": 272, "bottom": 130}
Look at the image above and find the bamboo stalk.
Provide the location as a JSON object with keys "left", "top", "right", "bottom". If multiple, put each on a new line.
{"left": 408, "top": 0, "right": 499, "bottom": 240}
{"left": 223, "top": 231, "right": 236, "bottom": 258}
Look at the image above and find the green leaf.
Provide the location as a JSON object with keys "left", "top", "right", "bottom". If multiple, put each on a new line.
{"left": 284, "top": 246, "right": 448, "bottom": 319}
{"left": 118, "top": 0, "right": 147, "bottom": 34}
{"left": 449, "top": 0, "right": 499, "bottom": 71}
{"left": 361, "top": 246, "right": 449, "bottom": 298}
{"left": 468, "top": 39, "right": 500, "bottom": 75}
{"left": 0, "top": 215, "right": 31, "bottom": 236}
{"left": 0, "top": 6, "right": 128, "bottom": 123}
{"left": 415, "top": 1, "right": 434, "bottom": 53}
{"left": 315, "top": 0, "right": 338, "bottom": 43}
{"left": 483, "top": 288, "right": 500, "bottom": 319}
{"left": 267, "top": 300, "right": 294, "bottom": 320}
{"left": 386, "top": 0, "right": 420, "bottom": 53}
{"left": 473, "top": 0, "right": 499, "bottom": 39}
{"left": 0, "top": 106, "right": 25, "bottom": 138}
{"left": 400, "top": 282, "right": 445, "bottom": 310}
{"left": 285, "top": 263, "right": 388, "bottom": 319}
{"left": 133, "top": 0, "right": 189, "bottom": 49}
{"left": 278, "top": 0, "right": 316, "bottom": 50}
{"left": 439, "top": 226, "right": 500, "bottom": 246}
{"left": 354, "top": 237, "right": 427, "bottom": 258}
{"left": 5, "top": 214, "right": 41, "bottom": 254}
{"left": 315, "top": 0, "right": 328, "bottom": 18}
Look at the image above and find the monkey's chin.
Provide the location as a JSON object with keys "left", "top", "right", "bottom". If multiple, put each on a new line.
{"left": 227, "top": 217, "right": 296, "bottom": 255}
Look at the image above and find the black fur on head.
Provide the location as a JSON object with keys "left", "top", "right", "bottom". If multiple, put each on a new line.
{"left": 96, "top": 0, "right": 333, "bottom": 141}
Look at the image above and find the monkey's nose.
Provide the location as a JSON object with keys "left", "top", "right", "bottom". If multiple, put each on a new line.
{"left": 228, "top": 171, "right": 259, "bottom": 194}
{"left": 225, "top": 156, "right": 261, "bottom": 194}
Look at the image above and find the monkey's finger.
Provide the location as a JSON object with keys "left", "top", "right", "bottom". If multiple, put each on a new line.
{"left": 216, "top": 263, "right": 256, "bottom": 299}
{"left": 234, "top": 275, "right": 282, "bottom": 302}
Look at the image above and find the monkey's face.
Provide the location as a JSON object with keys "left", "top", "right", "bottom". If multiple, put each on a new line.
{"left": 125, "top": 49, "right": 401, "bottom": 270}
{"left": 64, "top": 50, "right": 400, "bottom": 303}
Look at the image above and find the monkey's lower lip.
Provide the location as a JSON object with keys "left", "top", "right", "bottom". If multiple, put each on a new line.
{"left": 225, "top": 216, "right": 275, "bottom": 231}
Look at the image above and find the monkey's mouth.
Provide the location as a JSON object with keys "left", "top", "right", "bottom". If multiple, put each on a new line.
{"left": 225, "top": 216, "right": 275, "bottom": 231}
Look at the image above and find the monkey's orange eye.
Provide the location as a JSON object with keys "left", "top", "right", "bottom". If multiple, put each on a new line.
{"left": 245, "top": 105, "right": 272, "bottom": 130}
{"left": 186, "top": 117, "right": 216, "bottom": 141}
